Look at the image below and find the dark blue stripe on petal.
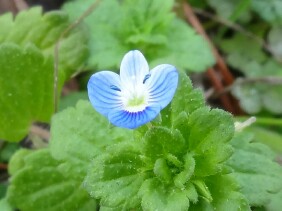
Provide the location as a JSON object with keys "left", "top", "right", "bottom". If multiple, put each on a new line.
{"left": 147, "top": 64, "right": 178, "bottom": 110}
{"left": 87, "top": 71, "right": 123, "bottom": 117}
{"left": 108, "top": 105, "right": 161, "bottom": 129}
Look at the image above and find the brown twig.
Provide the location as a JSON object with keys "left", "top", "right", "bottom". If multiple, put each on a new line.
{"left": 54, "top": 0, "right": 101, "bottom": 112}
{"left": 0, "top": 163, "right": 7, "bottom": 170}
{"left": 183, "top": 2, "right": 234, "bottom": 86}
{"left": 12, "top": 0, "right": 28, "bottom": 11}
{"left": 206, "top": 68, "right": 235, "bottom": 113}
{"left": 211, "top": 77, "right": 282, "bottom": 98}
{"left": 182, "top": 2, "right": 239, "bottom": 113}
{"left": 30, "top": 125, "right": 50, "bottom": 140}
{"left": 193, "top": 8, "right": 274, "bottom": 56}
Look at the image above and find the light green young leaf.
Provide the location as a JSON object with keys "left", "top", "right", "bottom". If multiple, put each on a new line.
{"left": 0, "top": 198, "right": 13, "bottom": 211}
{"left": 0, "top": 44, "right": 54, "bottom": 142}
{"left": 228, "top": 132, "right": 282, "bottom": 208}
{"left": 0, "top": 7, "right": 89, "bottom": 78}
{"left": 266, "top": 189, "right": 282, "bottom": 211}
{"left": 7, "top": 149, "right": 96, "bottom": 211}
{"left": 63, "top": 0, "right": 214, "bottom": 72}
{"left": 50, "top": 100, "right": 133, "bottom": 178}
{"left": 169, "top": 71, "right": 205, "bottom": 125}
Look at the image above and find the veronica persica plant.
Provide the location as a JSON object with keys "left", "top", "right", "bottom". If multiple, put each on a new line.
{"left": 87, "top": 50, "right": 178, "bottom": 129}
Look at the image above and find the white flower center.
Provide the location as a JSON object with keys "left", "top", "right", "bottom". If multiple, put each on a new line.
{"left": 121, "top": 84, "right": 148, "bottom": 113}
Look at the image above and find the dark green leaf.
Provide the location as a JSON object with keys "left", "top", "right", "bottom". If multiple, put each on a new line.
{"left": 0, "top": 44, "right": 54, "bottom": 141}
{"left": 7, "top": 149, "right": 96, "bottom": 211}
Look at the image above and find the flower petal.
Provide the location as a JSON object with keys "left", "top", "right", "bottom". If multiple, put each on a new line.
{"left": 120, "top": 50, "right": 149, "bottom": 88}
{"left": 146, "top": 64, "right": 178, "bottom": 109}
{"left": 87, "top": 71, "right": 123, "bottom": 117}
{"left": 108, "top": 105, "right": 160, "bottom": 129}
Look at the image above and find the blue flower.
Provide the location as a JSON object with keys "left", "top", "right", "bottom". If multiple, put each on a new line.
{"left": 87, "top": 50, "right": 178, "bottom": 129}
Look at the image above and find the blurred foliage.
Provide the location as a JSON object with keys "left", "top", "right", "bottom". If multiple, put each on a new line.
{"left": 63, "top": 0, "right": 215, "bottom": 72}
{"left": 218, "top": 34, "right": 282, "bottom": 114}
{"left": 193, "top": 0, "right": 282, "bottom": 115}
{"left": 228, "top": 132, "right": 282, "bottom": 209}
{"left": 58, "top": 91, "right": 88, "bottom": 111}
{"left": 0, "top": 7, "right": 89, "bottom": 142}
{"left": 0, "top": 142, "right": 19, "bottom": 162}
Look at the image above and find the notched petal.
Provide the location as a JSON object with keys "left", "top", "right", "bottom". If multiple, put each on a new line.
{"left": 146, "top": 64, "right": 178, "bottom": 109}
{"left": 87, "top": 71, "right": 123, "bottom": 117}
{"left": 120, "top": 50, "right": 149, "bottom": 86}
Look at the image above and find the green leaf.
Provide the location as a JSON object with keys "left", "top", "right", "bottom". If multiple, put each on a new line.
{"left": 7, "top": 149, "right": 96, "bottom": 211}
{"left": 187, "top": 108, "right": 234, "bottom": 177}
{"left": 251, "top": 0, "right": 282, "bottom": 24}
{"left": 0, "top": 184, "right": 7, "bottom": 200}
{"left": 268, "top": 26, "right": 282, "bottom": 61}
{"left": 190, "top": 174, "right": 250, "bottom": 211}
{"left": 0, "top": 7, "right": 89, "bottom": 142}
{"left": 0, "top": 198, "right": 13, "bottom": 211}
{"left": 219, "top": 34, "right": 282, "bottom": 114}
{"left": 0, "top": 44, "right": 54, "bottom": 141}
{"left": 169, "top": 71, "right": 205, "bottom": 124}
{"left": 151, "top": 19, "right": 215, "bottom": 72}
{"left": 244, "top": 126, "right": 282, "bottom": 154}
{"left": 0, "top": 7, "right": 89, "bottom": 78}
{"left": 143, "top": 127, "right": 186, "bottom": 161}
{"left": 50, "top": 100, "right": 133, "bottom": 178}
{"left": 0, "top": 142, "right": 19, "bottom": 162}
{"left": 266, "top": 189, "right": 282, "bottom": 211}
{"left": 58, "top": 91, "right": 88, "bottom": 111}
{"left": 63, "top": 0, "right": 214, "bottom": 72}
{"left": 139, "top": 179, "right": 190, "bottom": 211}
{"left": 84, "top": 141, "right": 147, "bottom": 209}
{"left": 228, "top": 132, "right": 282, "bottom": 207}
{"left": 207, "top": 0, "right": 251, "bottom": 22}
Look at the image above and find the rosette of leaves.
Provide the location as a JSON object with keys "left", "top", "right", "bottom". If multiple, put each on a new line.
{"left": 63, "top": 0, "right": 214, "bottom": 72}
{"left": 219, "top": 34, "right": 282, "bottom": 114}
{"left": 0, "top": 7, "right": 89, "bottom": 141}
{"left": 84, "top": 72, "right": 250, "bottom": 210}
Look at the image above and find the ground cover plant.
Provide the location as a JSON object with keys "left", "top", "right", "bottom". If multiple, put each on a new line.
{"left": 0, "top": 0, "right": 282, "bottom": 210}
